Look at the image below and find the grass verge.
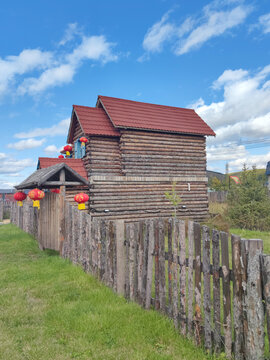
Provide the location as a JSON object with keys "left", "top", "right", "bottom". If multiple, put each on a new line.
{"left": 0, "top": 224, "right": 218, "bottom": 360}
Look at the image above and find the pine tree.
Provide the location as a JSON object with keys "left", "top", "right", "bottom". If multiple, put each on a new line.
{"left": 227, "top": 165, "right": 270, "bottom": 230}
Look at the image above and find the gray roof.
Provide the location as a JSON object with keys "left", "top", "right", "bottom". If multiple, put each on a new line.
{"left": 0, "top": 189, "right": 15, "bottom": 193}
{"left": 15, "top": 163, "right": 89, "bottom": 190}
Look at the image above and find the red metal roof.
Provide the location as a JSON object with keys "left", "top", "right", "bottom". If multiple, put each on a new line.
{"left": 98, "top": 95, "right": 215, "bottom": 136}
{"left": 73, "top": 105, "right": 120, "bottom": 137}
{"left": 38, "top": 158, "right": 88, "bottom": 180}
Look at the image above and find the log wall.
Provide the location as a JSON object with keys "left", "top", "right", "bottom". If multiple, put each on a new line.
{"left": 120, "top": 130, "right": 207, "bottom": 176}
{"left": 89, "top": 175, "right": 208, "bottom": 221}
{"left": 83, "top": 136, "right": 122, "bottom": 176}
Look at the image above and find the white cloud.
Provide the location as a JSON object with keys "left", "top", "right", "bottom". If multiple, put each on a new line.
{"left": 176, "top": 6, "right": 249, "bottom": 55}
{"left": 59, "top": 23, "right": 81, "bottom": 46}
{"left": 0, "top": 180, "right": 17, "bottom": 189}
{"left": 228, "top": 152, "right": 270, "bottom": 172}
{"left": 142, "top": 11, "right": 176, "bottom": 53}
{"left": 0, "top": 49, "right": 52, "bottom": 95}
{"left": 67, "top": 35, "right": 117, "bottom": 65}
{"left": 18, "top": 35, "right": 117, "bottom": 95}
{"left": 7, "top": 138, "right": 46, "bottom": 150}
{"left": 259, "top": 13, "right": 270, "bottom": 34}
{"left": 44, "top": 145, "right": 60, "bottom": 153}
{"left": 14, "top": 118, "right": 70, "bottom": 138}
{"left": 0, "top": 23, "right": 118, "bottom": 97}
{"left": 18, "top": 64, "right": 75, "bottom": 95}
{"left": 140, "top": 1, "right": 250, "bottom": 58}
{"left": 194, "top": 64, "right": 270, "bottom": 171}
{"left": 0, "top": 155, "right": 34, "bottom": 174}
{"left": 196, "top": 65, "right": 270, "bottom": 135}
{"left": 207, "top": 144, "right": 247, "bottom": 161}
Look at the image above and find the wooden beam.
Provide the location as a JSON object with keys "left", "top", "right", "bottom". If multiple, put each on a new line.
{"left": 43, "top": 181, "right": 87, "bottom": 186}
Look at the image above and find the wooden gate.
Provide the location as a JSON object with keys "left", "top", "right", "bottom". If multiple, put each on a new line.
{"left": 39, "top": 192, "right": 61, "bottom": 251}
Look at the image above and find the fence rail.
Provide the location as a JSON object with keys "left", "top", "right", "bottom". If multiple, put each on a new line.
{"left": 10, "top": 198, "right": 270, "bottom": 360}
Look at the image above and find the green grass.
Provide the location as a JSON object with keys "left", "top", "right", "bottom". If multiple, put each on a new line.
{"left": 0, "top": 224, "right": 218, "bottom": 360}
{"left": 230, "top": 228, "right": 270, "bottom": 254}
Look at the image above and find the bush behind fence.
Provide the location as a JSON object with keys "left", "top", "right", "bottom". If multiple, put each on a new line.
{"left": 9, "top": 199, "right": 270, "bottom": 360}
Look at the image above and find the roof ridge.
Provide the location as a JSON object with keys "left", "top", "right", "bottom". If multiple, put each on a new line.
{"left": 98, "top": 95, "right": 195, "bottom": 112}
{"left": 73, "top": 104, "right": 102, "bottom": 110}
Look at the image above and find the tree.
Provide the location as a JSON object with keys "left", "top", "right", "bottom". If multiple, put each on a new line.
{"left": 209, "top": 176, "right": 228, "bottom": 191}
{"left": 227, "top": 165, "right": 270, "bottom": 230}
{"left": 165, "top": 182, "right": 182, "bottom": 218}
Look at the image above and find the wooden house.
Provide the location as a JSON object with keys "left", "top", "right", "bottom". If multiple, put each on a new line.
{"left": 19, "top": 95, "right": 215, "bottom": 221}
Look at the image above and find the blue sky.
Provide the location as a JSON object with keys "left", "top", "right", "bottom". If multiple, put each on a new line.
{"left": 0, "top": 0, "right": 270, "bottom": 188}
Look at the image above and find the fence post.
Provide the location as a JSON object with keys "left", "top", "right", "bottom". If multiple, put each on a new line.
{"left": 220, "top": 231, "right": 232, "bottom": 358}
{"left": 187, "top": 220, "right": 194, "bottom": 337}
{"left": 261, "top": 254, "right": 270, "bottom": 351}
{"left": 202, "top": 225, "right": 211, "bottom": 351}
{"left": 116, "top": 220, "right": 126, "bottom": 295}
{"left": 231, "top": 234, "right": 244, "bottom": 360}
{"left": 245, "top": 239, "right": 264, "bottom": 360}
{"left": 0, "top": 200, "right": 3, "bottom": 222}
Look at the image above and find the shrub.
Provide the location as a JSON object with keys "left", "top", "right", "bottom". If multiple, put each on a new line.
{"left": 227, "top": 165, "right": 270, "bottom": 231}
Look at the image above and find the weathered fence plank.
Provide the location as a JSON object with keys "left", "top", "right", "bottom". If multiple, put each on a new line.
{"left": 0, "top": 201, "right": 3, "bottom": 222}
{"left": 129, "top": 222, "right": 136, "bottom": 301}
{"left": 167, "top": 218, "right": 173, "bottom": 316}
{"left": 125, "top": 223, "right": 130, "bottom": 299}
{"left": 220, "top": 231, "right": 232, "bottom": 358}
{"left": 179, "top": 219, "right": 186, "bottom": 335}
{"left": 194, "top": 222, "right": 202, "bottom": 345}
{"left": 172, "top": 218, "right": 178, "bottom": 328}
{"left": 202, "top": 225, "right": 211, "bottom": 351}
{"left": 145, "top": 220, "right": 154, "bottom": 309}
{"left": 245, "top": 239, "right": 264, "bottom": 360}
{"left": 231, "top": 234, "right": 244, "bottom": 360}
{"left": 212, "top": 229, "right": 221, "bottom": 354}
{"left": 116, "top": 220, "right": 125, "bottom": 295}
{"left": 133, "top": 222, "right": 139, "bottom": 301}
{"left": 261, "top": 254, "right": 270, "bottom": 350}
{"left": 159, "top": 219, "right": 166, "bottom": 313}
{"left": 154, "top": 219, "right": 160, "bottom": 310}
{"left": 137, "top": 221, "right": 144, "bottom": 304}
{"left": 187, "top": 220, "right": 194, "bottom": 337}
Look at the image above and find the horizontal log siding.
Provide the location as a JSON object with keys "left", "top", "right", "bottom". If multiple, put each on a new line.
{"left": 89, "top": 177, "right": 208, "bottom": 221}
{"left": 120, "top": 130, "right": 207, "bottom": 177}
{"left": 84, "top": 136, "right": 122, "bottom": 176}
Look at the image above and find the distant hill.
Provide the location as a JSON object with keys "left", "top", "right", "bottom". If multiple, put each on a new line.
{"left": 207, "top": 170, "right": 226, "bottom": 182}
{"left": 230, "top": 169, "right": 266, "bottom": 177}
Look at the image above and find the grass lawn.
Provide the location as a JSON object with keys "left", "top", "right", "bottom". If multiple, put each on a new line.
{"left": 0, "top": 224, "right": 218, "bottom": 360}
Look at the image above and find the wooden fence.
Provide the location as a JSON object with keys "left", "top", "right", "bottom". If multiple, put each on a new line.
{"left": 208, "top": 191, "right": 228, "bottom": 203}
{"left": 10, "top": 198, "right": 270, "bottom": 360}
{"left": 0, "top": 200, "right": 3, "bottom": 222}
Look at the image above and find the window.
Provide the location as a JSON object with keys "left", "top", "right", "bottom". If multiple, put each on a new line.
{"left": 74, "top": 138, "right": 85, "bottom": 158}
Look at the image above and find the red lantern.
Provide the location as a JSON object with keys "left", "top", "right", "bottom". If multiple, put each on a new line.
{"left": 58, "top": 155, "right": 64, "bottom": 159}
{"left": 51, "top": 189, "right": 60, "bottom": 194}
{"left": 80, "top": 137, "right": 88, "bottom": 147}
{"left": 14, "top": 191, "right": 27, "bottom": 207}
{"left": 64, "top": 145, "right": 72, "bottom": 156}
{"left": 74, "top": 193, "right": 89, "bottom": 210}
{"left": 28, "top": 188, "right": 45, "bottom": 209}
